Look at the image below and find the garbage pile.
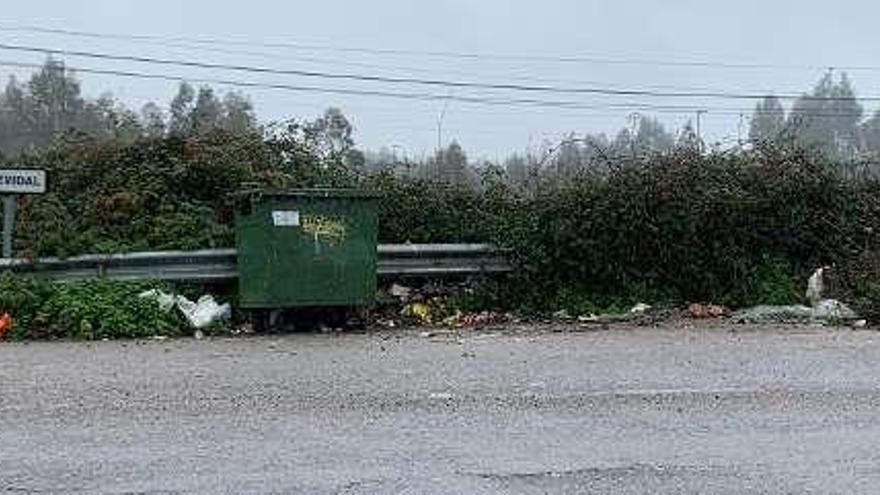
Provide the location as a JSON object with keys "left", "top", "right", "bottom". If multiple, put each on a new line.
{"left": 730, "top": 267, "right": 864, "bottom": 326}
{"left": 138, "top": 265, "right": 868, "bottom": 336}
{"left": 687, "top": 303, "right": 728, "bottom": 319}
{"left": 139, "top": 290, "right": 231, "bottom": 330}
{"left": 549, "top": 302, "right": 665, "bottom": 326}
{"left": 731, "top": 299, "right": 861, "bottom": 325}
{"left": 536, "top": 267, "right": 867, "bottom": 329}
{"left": 377, "top": 282, "right": 509, "bottom": 329}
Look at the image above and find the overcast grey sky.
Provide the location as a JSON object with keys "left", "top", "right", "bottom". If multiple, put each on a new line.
{"left": 1, "top": 0, "right": 878, "bottom": 160}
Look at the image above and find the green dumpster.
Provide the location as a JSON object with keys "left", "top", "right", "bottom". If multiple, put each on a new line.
{"left": 234, "top": 189, "right": 379, "bottom": 309}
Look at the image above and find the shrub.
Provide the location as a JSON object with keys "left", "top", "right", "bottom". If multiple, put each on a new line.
{"left": 0, "top": 275, "right": 186, "bottom": 340}
{"left": 7, "top": 131, "right": 880, "bottom": 323}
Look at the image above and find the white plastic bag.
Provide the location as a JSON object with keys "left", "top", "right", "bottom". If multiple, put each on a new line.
{"left": 390, "top": 283, "right": 412, "bottom": 299}
{"left": 138, "top": 289, "right": 178, "bottom": 313}
{"left": 806, "top": 267, "right": 826, "bottom": 306}
{"left": 141, "top": 289, "right": 231, "bottom": 329}
{"left": 175, "top": 295, "right": 231, "bottom": 329}
{"left": 811, "top": 299, "right": 857, "bottom": 321}
{"left": 630, "top": 303, "right": 652, "bottom": 314}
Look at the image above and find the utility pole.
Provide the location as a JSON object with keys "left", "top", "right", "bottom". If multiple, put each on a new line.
{"left": 695, "top": 109, "right": 708, "bottom": 149}
{"left": 436, "top": 95, "right": 451, "bottom": 151}
{"left": 436, "top": 114, "right": 443, "bottom": 151}
{"left": 737, "top": 112, "right": 744, "bottom": 147}
{"left": 627, "top": 112, "right": 640, "bottom": 156}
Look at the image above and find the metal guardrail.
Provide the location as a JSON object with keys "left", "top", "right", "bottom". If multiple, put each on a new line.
{"left": 0, "top": 244, "right": 511, "bottom": 282}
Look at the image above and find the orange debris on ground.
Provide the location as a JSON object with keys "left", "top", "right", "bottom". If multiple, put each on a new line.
{"left": 687, "top": 303, "right": 727, "bottom": 319}
{"left": 0, "top": 312, "right": 12, "bottom": 339}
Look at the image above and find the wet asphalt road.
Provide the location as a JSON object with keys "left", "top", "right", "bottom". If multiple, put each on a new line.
{"left": 3, "top": 324, "right": 880, "bottom": 493}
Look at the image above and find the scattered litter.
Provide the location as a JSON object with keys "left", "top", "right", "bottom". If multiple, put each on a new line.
{"left": 731, "top": 304, "right": 813, "bottom": 324}
{"left": 403, "top": 302, "right": 433, "bottom": 324}
{"left": 552, "top": 309, "right": 573, "bottom": 321}
{"left": 811, "top": 299, "right": 857, "bottom": 321}
{"left": 461, "top": 311, "right": 504, "bottom": 327}
{"left": 441, "top": 310, "right": 464, "bottom": 327}
{"left": 429, "top": 392, "right": 454, "bottom": 400}
{"left": 733, "top": 267, "right": 862, "bottom": 326}
{"left": 138, "top": 289, "right": 177, "bottom": 312}
{"left": 853, "top": 319, "right": 868, "bottom": 329}
{"left": 231, "top": 323, "right": 254, "bottom": 336}
{"left": 630, "top": 303, "right": 652, "bottom": 314}
{"left": 572, "top": 309, "right": 641, "bottom": 325}
{"left": 419, "top": 331, "right": 437, "bottom": 338}
{"left": 194, "top": 329, "right": 205, "bottom": 340}
{"left": 441, "top": 310, "right": 505, "bottom": 327}
{"left": 806, "top": 266, "right": 828, "bottom": 306}
{"left": 175, "top": 295, "right": 231, "bottom": 329}
{"left": 376, "top": 318, "right": 397, "bottom": 329}
{"left": 0, "top": 312, "right": 13, "bottom": 339}
{"left": 733, "top": 299, "right": 858, "bottom": 324}
{"left": 687, "top": 303, "right": 727, "bottom": 319}
{"left": 390, "top": 283, "right": 413, "bottom": 300}
{"left": 140, "top": 289, "right": 231, "bottom": 329}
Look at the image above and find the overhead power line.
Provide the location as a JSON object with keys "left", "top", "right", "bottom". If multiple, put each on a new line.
{"left": 0, "top": 25, "right": 835, "bottom": 96}
{"left": 0, "top": 60, "right": 870, "bottom": 119}
{"left": 0, "top": 24, "right": 866, "bottom": 73}
{"left": 0, "top": 27, "right": 788, "bottom": 95}
{"left": 0, "top": 41, "right": 874, "bottom": 103}
{"left": 0, "top": 60, "right": 712, "bottom": 114}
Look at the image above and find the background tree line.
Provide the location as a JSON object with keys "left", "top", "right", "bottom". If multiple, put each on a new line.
{"left": 3, "top": 60, "right": 880, "bottom": 188}
{"left": 0, "top": 59, "right": 262, "bottom": 154}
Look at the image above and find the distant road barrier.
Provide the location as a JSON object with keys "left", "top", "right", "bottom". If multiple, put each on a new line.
{"left": 0, "top": 244, "right": 512, "bottom": 282}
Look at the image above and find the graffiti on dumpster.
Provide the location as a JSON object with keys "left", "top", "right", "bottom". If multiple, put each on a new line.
{"left": 301, "top": 214, "right": 346, "bottom": 252}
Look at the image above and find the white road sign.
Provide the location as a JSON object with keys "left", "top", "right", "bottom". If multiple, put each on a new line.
{"left": 0, "top": 169, "right": 47, "bottom": 194}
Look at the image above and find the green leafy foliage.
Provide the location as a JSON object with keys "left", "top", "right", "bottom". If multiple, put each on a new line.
{"left": 37, "top": 280, "right": 184, "bottom": 340}
{"left": 372, "top": 146, "right": 879, "bottom": 317}
{"left": 0, "top": 275, "right": 186, "bottom": 340}
{"left": 736, "top": 256, "right": 803, "bottom": 307}
{"left": 5, "top": 126, "right": 880, "bottom": 328}
{"left": 9, "top": 126, "right": 342, "bottom": 257}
